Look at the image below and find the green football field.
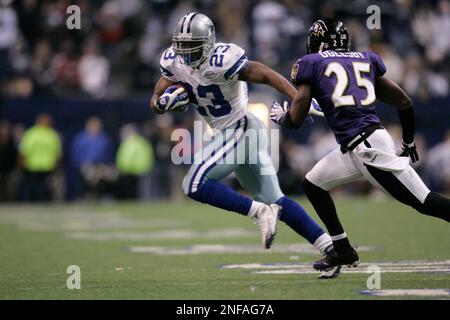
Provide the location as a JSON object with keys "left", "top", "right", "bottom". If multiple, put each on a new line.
{"left": 0, "top": 197, "right": 449, "bottom": 300}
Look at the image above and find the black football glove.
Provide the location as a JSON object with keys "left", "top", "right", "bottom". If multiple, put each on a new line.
{"left": 398, "top": 141, "right": 419, "bottom": 163}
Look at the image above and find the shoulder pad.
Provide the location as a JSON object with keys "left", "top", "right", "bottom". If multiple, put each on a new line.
{"left": 160, "top": 47, "right": 177, "bottom": 81}
{"left": 291, "top": 55, "right": 315, "bottom": 85}
{"left": 208, "top": 43, "right": 248, "bottom": 80}
{"left": 364, "top": 51, "right": 386, "bottom": 77}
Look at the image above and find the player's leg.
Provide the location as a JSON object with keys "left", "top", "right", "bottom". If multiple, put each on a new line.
{"left": 364, "top": 165, "right": 450, "bottom": 222}
{"left": 235, "top": 162, "right": 333, "bottom": 252}
{"left": 182, "top": 116, "right": 279, "bottom": 248}
{"left": 353, "top": 129, "right": 450, "bottom": 222}
{"left": 302, "top": 148, "right": 363, "bottom": 271}
{"left": 183, "top": 117, "right": 254, "bottom": 214}
{"left": 234, "top": 113, "right": 333, "bottom": 254}
{"left": 359, "top": 129, "right": 449, "bottom": 221}
{"left": 303, "top": 148, "right": 363, "bottom": 253}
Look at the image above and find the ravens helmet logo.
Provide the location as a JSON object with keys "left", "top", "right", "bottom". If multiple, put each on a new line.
{"left": 310, "top": 21, "right": 326, "bottom": 37}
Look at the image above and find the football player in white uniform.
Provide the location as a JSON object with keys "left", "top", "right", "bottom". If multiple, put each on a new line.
{"left": 150, "top": 12, "right": 339, "bottom": 278}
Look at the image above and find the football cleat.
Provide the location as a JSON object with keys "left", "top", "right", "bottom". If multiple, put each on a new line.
{"left": 318, "top": 265, "right": 341, "bottom": 279}
{"left": 313, "top": 247, "right": 359, "bottom": 271}
{"left": 250, "top": 204, "right": 281, "bottom": 249}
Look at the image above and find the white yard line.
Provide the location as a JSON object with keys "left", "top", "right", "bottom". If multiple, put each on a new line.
{"left": 128, "top": 244, "right": 374, "bottom": 255}
{"left": 360, "top": 289, "right": 450, "bottom": 297}
{"left": 220, "top": 260, "right": 450, "bottom": 274}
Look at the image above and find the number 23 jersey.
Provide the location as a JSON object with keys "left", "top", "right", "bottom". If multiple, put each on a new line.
{"left": 160, "top": 43, "right": 249, "bottom": 130}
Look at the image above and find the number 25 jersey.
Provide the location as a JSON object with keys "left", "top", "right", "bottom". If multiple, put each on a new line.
{"left": 291, "top": 50, "right": 386, "bottom": 146}
{"left": 160, "top": 43, "right": 249, "bottom": 130}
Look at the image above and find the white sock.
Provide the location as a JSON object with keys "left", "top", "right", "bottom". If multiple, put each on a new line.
{"left": 314, "top": 233, "right": 333, "bottom": 254}
{"left": 248, "top": 201, "right": 266, "bottom": 218}
{"left": 331, "top": 232, "right": 347, "bottom": 241}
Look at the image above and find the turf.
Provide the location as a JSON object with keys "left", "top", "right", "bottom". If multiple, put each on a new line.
{"left": 0, "top": 197, "right": 449, "bottom": 300}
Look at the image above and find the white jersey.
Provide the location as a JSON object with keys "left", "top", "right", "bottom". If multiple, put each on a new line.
{"left": 159, "top": 42, "right": 249, "bottom": 130}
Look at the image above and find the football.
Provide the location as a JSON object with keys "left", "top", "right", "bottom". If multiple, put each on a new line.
{"left": 162, "top": 83, "right": 190, "bottom": 112}
{"left": 170, "top": 83, "right": 186, "bottom": 93}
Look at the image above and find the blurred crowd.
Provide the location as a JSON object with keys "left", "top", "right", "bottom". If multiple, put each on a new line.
{"left": 0, "top": 0, "right": 449, "bottom": 100}
{"left": 0, "top": 112, "right": 195, "bottom": 202}
{"left": 1, "top": 112, "right": 449, "bottom": 203}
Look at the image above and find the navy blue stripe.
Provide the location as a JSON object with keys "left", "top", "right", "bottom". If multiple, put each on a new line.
{"left": 188, "top": 118, "right": 245, "bottom": 193}
{"left": 188, "top": 118, "right": 242, "bottom": 193}
{"left": 196, "top": 116, "right": 248, "bottom": 188}
{"left": 160, "top": 65, "right": 173, "bottom": 77}
{"left": 180, "top": 15, "right": 188, "bottom": 33}
{"left": 187, "top": 13, "right": 198, "bottom": 33}
{"left": 224, "top": 55, "right": 248, "bottom": 79}
{"left": 366, "top": 164, "right": 423, "bottom": 207}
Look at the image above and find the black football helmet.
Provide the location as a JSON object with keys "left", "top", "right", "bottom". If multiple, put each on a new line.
{"left": 306, "top": 19, "right": 349, "bottom": 54}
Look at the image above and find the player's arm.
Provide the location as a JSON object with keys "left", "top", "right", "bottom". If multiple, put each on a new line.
{"left": 375, "top": 76, "right": 418, "bottom": 162}
{"left": 277, "top": 84, "right": 313, "bottom": 129}
{"left": 238, "top": 61, "right": 297, "bottom": 99}
{"left": 150, "top": 76, "right": 178, "bottom": 114}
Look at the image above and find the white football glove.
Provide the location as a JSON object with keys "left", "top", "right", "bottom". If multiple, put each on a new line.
{"left": 309, "top": 98, "right": 324, "bottom": 117}
{"left": 270, "top": 99, "right": 324, "bottom": 125}
{"left": 156, "top": 86, "right": 190, "bottom": 112}
{"left": 270, "top": 101, "right": 289, "bottom": 125}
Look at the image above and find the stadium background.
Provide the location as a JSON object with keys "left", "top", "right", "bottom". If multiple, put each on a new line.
{"left": 0, "top": 0, "right": 449, "bottom": 203}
